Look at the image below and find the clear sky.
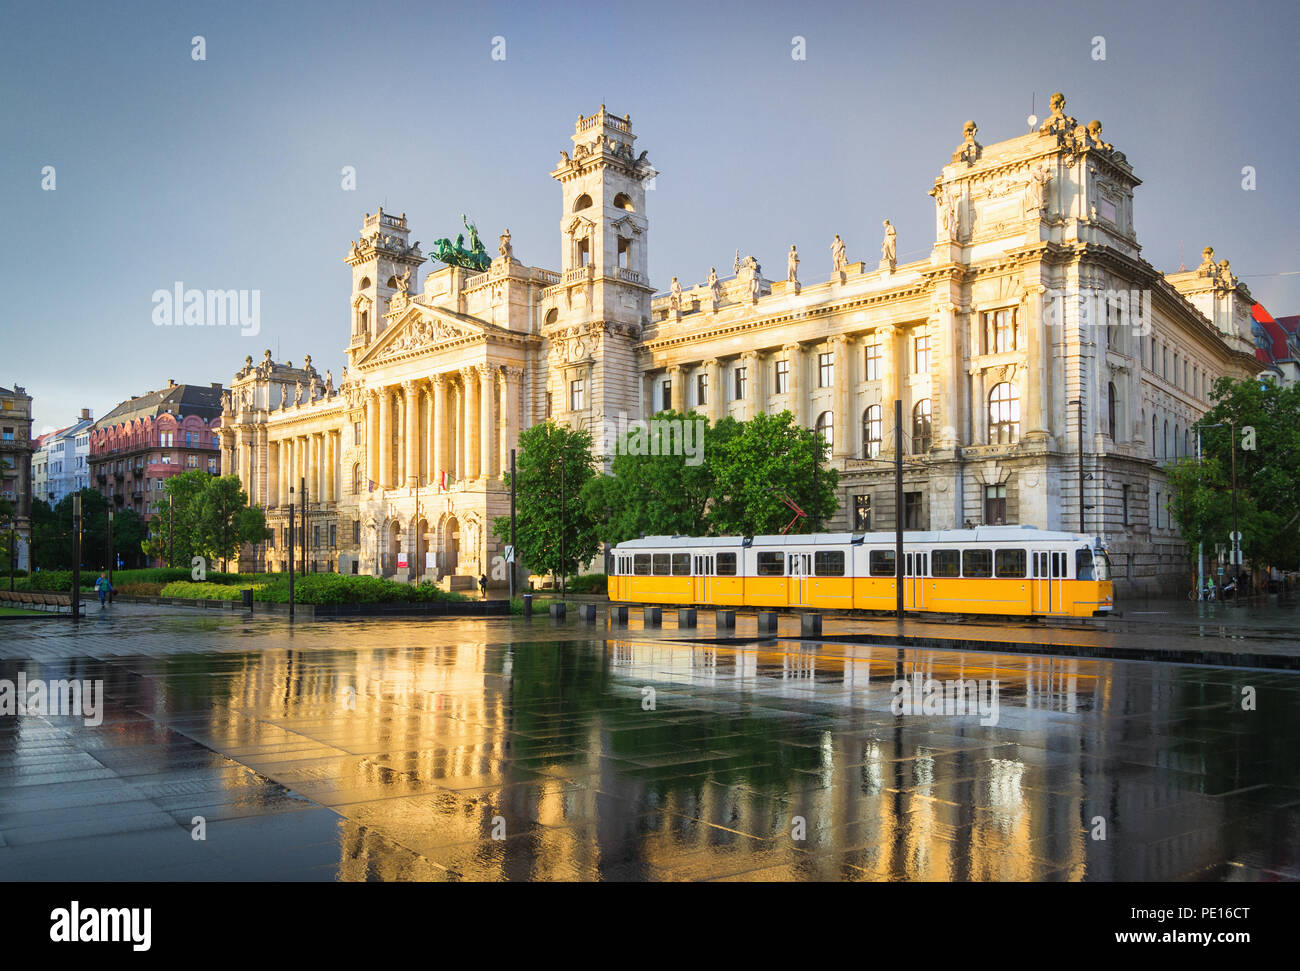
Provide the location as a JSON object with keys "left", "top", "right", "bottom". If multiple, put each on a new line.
{"left": 4, "top": 0, "right": 1298, "bottom": 434}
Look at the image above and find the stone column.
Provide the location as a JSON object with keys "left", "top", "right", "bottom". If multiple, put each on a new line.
{"left": 831, "top": 335, "right": 852, "bottom": 460}
{"left": 1023, "top": 287, "right": 1050, "bottom": 443}
{"left": 972, "top": 368, "right": 987, "bottom": 444}
{"left": 394, "top": 386, "right": 406, "bottom": 487}
{"left": 267, "top": 439, "right": 279, "bottom": 507}
{"left": 704, "top": 359, "right": 721, "bottom": 423}
{"left": 254, "top": 425, "right": 268, "bottom": 507}
{"left": 306, "top": 433, "right": 317, "bottom": 503}
{"left": 325, "top": 431, "right": 336, "bottom": 502}
{"left": 497, "top": 368, "right": 510, "bottom": 475}
{"left": 365, "top": 392, "right": 379, "bottom": 488}
{"left": 432, "top": 375, "right": 447, "bottom": 488}
{"left": 463, "top": 367, "right": 481, "bottom": 480}
{"left": 743, "top": 350, "right": 761, "bottom": 419}
{"left": 378, "top": 386, "right": 392, "bottom": 488}
{"left": 783, "top": 343, "right": 803, "bottom": 426}
{"left": 453, "top": 380, "right": 464, "bottom": 482}
{"left": 936, "top": 304, "right": 962, "bottom": 448}
{"left": 404, "top": 380, "right": 420, "bottom": 489}
{"left": 878, "top": 326, "right": 897, "bottom": 455}
{"left": 504, "top": 367, "right": 522, "bottom": 472}
{"left": 667, "top": 365, "right": 683, "bottom": 413}
{"left": 423, "top": 382, "right": 435, "bottom": 486}
{"left": 480, "top": 365, "right": 497, "bottom": 479}
{"left": 238, "top": 429, "right": 253, "bottom": 502}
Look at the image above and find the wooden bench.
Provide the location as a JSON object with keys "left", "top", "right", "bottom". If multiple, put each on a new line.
{"left": 0, "top": 589, "right": 74, "bottom": 612}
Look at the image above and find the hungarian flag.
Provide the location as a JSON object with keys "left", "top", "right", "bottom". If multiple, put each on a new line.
{"left": 439, "top": 470, "right": 448, "bottom": 491}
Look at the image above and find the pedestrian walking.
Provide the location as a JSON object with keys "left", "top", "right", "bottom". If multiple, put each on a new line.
{"left": 479, "top": 574, "right": 488, "bottom": 599}
{"left": 95, "top": 572, "right": 114, "bottom": 608}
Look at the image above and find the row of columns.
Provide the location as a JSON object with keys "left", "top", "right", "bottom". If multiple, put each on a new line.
{"left": 265, "top": 430, "right": 340, "bottom": 506}
{"left": 364, "top": 364, "right": 521, "bottom": 492}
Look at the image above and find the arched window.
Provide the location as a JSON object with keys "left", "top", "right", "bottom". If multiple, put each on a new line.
{"left": 352, "top": 463, "right": 362, "bottom": 495}
{"left": 358, "top": 276, "right": 371, "bottom": 290}
{"left": 1174, "top": 424, "right": 1180, "bottom": 456}
{"left": 573, "top": 193, "right": 593, "bottom": 211}
{"left": 544, "top": 308, "right": 559, "bottom": 326}
{"left": 862, "top": 405, "right": 882, "bottom": 458}
{"left": 988, "top": 383, "right": 1020, "bottom": 444}
{"left": 912, "top": 399, "right": 932, "bottom": 453}
{"left": 814, "top": 411, "right": 833, "bottom": 459}
{"left": 1163, "top": 420, "right": 1169, "bottom": 459}
{"left": 1152, "top": 414, "right": 1158, "bottom": 456}
{"left": 612, "top": 193, "right": 634, "bottom": 212}
{"left": 1184, "top": 428, "right": 1191, "bottom": 456}
{"left": 1107, "top": 383, "right": 1117, "bottom": 440}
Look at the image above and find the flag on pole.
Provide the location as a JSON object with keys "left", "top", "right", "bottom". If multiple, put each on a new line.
{"left": 439, "top": 470, "right": 448, "bottom": 491}
{"left": 368, "top": 479, "right": 376, "bottom": 493}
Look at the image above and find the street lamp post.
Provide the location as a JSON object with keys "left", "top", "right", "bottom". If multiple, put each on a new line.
{"left": 1068, "top": 399, "right": 1085, "bottom": 534}
{"left": 107, "top": 509, "right": 114, "bottom": 587}
{"left": 6, "top": 519, "right": 14, "bottom": 593}
{"left": 71, "top": 494, "right": 82, "bottom": 621}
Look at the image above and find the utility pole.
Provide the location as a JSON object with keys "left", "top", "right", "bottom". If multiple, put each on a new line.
{"left": 559, "top": 458, "right": 566, "bottom": 603}
{"left": 509, "top": 448, "right": 516, "bottom": 600}
{"left": 168, "top": 493, "right": 174, "bottom": 567}
{"left": 107, "top": 509, "right": 114, "bottom": 587}
{"left": 894, "top": 398, "right": 904, "bottom": 619}
{"left": 71, "top": 494, "right": 81, "bottom": 621}
{"left": 1230, "top": 421, "right": 1240, "bottom": 599}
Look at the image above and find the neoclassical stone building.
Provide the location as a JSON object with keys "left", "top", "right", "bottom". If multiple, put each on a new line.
{"left": 220, "top": 98, "right": 1262, "bottom": 595}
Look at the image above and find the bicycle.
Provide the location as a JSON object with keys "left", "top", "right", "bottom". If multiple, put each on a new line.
{"left": 1189, "top": 583, "right": 1217, "bottom": 601}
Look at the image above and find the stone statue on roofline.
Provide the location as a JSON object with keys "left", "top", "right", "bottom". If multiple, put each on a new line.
{"left": 831, "top": 234, "right": 847, "bottom": 272}
{"left": 1196, "top": 246, "right": 1218, "bottom": 276}
{"left": 787, "top": 244, "right": 800, "bottom": 285}
{"left": 881, "top": 220, "right": 897, "bottom": 270}
{"left": 953, "top": 120, "right": 982, "bottom": 165}
{"left": 707, "top": 267, "right": 721, "bottom": 309}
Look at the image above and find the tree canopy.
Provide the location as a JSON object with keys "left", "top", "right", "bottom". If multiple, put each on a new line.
{"left": 1167, "top": 376, "right": 1300, "bottom": 570}
{"left": 143, "top": 471, "right": 270, "bottom": 567}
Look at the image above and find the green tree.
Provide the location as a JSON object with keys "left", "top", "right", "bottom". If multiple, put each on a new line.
{"left": 492, "top": 421, "right": 601, "bottom": 589}
{"left": 582, "top": 411, "right": 737, "bottom": 544}
{"left": 144, "top": 471, "right": 269, "bottom": 568}
{"left": 708, "top": 411, "right": 838, "bottom": 535}
{"left": 1167, "top": 376, "right": 1300, "bottom": 571}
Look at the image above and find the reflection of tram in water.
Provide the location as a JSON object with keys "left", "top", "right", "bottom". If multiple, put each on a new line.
{"left": 608, "top": 526, "right": 1114, "bottom": 618}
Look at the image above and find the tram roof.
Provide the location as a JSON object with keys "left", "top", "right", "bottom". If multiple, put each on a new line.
{"left": 614, "top": 526, "right": 1096, "bottom": 549}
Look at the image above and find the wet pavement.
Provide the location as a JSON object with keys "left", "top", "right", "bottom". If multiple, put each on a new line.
{"left": 1, "top": 604, "right": 1298, "bottom": 881}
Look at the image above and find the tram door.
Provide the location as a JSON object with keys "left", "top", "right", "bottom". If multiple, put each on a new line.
{"left": 788, "top": 552, "right": 812, "bottom": 606}
{"left": 905, "top": 552, "right": 928, "bottom": 611}
{"left": 1033, "top": 551, "right": 1067, "bottom": 613}
{"left": 692, "top": 554, "right": 713, "bottom": 604}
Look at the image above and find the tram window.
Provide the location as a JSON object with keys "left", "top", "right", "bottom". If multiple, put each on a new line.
{"left": 869, "top": 550, "right": 896, "bottom": 577}
{"left": 815, "top": 550, "right": 845, "bottom": 576}
{"left": 652, "top": 553, "right": 671, "bottom": 576}
{"left": 1075, "top": 548, "right": 1095, "bottom": 581}
{"left": 716, "top": 552, "right": 737, "bottom": 576}
{"left": 633, "top": 554, "right": 651, "bottom": 576}
{"left": 962, "top": 549, "right": 993, "bottom": 578}
{"left": 932, "top": 549, "right": 960, "bottom": 577}
{"left": 757, "top": 551, "right": 785, "bottom": 576}
{"left": 671, "top": 553, "right": 692, "bottom": 576}
{"left": 995, "top": 549, "right": 1027, "bottom": 578}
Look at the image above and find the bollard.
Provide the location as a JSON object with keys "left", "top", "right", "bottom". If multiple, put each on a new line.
{"left": 522, "top": 593, "right": 533, "bottom": 618}
{"left": 643, "top": 605, "right": 662, "bottom": 626}
{"left": 756, "top": 611, "right": 779, "bottom": 633}
{"left": 241, "top": 588, "right": 254, "bottom": 611}
{"left": 579, "top": 603, "right": 597, "bottom": 623}
{"left": 800, "top": 612, "right": 822, "bottom": 636}
{"left": 549, "top": 601, "right": 567, "bottom": 619}
{"left": 609, "top": 604, "right": 629, "bottom": 625}
{"left": 677, "top": 607, "right": 697, "bottom": 628}
{"left": 715, "top": 609, "right": 735, "bottom": 630}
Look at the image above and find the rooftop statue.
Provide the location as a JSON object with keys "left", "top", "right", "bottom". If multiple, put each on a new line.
{"left": 431, "top": 215, "right": 492, "bottom": 272}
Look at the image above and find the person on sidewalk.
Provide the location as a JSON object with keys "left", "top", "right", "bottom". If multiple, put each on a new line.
{"left": 479, "top": 574, "right": 488, "bottom": 599}
{"left": 95, "top": 572, "right": 114, "bottom": 608}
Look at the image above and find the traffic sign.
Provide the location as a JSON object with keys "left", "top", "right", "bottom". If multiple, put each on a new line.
{"left": 504, "top": 545, "right": 515, "bottom": 563}
{"left": 1229, "top": 531, "right": 1242, "bottom": 544}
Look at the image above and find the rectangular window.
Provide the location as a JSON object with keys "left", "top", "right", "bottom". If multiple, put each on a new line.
{"left": 869, "top": 549, "right": 896, "bottom": 577}
{"left": 1122, "top": 484, "right": 1130, "bottom": 525}
{"left": 913, "top": 334, "right": 930, "bottom": 374}
{"left": 696, "top": 373, "right": 708, "bottom": 406}
{"left": 354, "top": 421, "right": 364, "bottom": 446}
{"left": 903, "top": 491, "right": 923, "bottom": 530}
{"left": 569, "top": 379, "right": 585, "bottom": 412}
{"left": 716, "top": 551, "right": 737, "bottom": 576}
{"left": 984, "top": 484, "right": 1007, "bottom": 525}
{"left": 633, "top": 553, "right": 652, "bottom": 576}
{"left": 651, "top": 553, "right": 671, "bottom": 576}
{"left": 774, "top": 359, "right": 789, "bottom": 394}
{"left": 818, "top": 352, "right": 833, "bottom": 388}
{"left": 313, "top": 526, "right": 321, "bottom": 548}
{"left": 546, "top": 392, "right": 553, "bottom": 418}
{"left": 864, "top": 344, "right": 881, "bottom": 381}
{"left": 932, "top": 549, "right": 961, "bottom": 577}
{"left": 814, "top": 550, "right": 845, "bottom": 576}
{"left": 853, "top": 494, "right": 871, "bottom": 531}
{"left": 733, "top": 367, "right": 746, "bottom": 400}
{"left": 671, "top": 552, "right": 691, "bottom": 576}
{"left": 962, "top": 549, "right": 993, "bottom": 578}
{"left": 995, "top": 548, "right": 1027, "bottom": 578}
{"left": 757, "top": 551, "right": 785, "bottom": 576}
{"left": 1155, "top": 490, "right": 1161, "bottom": 529}
{"left": 661, "top": 380, "right": 672, "bottom": 411}
{"left": 329, "top": 524, "right": 337, "bottom": 548}
{"left": 353, "top": 521, "right": 361, "bottom": 545}
{"left": 984, "top": 309, "right": 1016, "bottom": 354}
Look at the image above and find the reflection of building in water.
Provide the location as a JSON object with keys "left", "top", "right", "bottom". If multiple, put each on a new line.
{"left": 188, "top": 635, "right": 1226, "bottom": 880}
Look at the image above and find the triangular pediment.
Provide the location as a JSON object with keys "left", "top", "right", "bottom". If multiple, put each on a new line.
{"left": 356, "top": 303, "right": 491, "bottom": 368}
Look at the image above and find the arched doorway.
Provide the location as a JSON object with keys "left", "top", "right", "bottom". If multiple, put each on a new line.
{"left": 415, "top": 517, "right": 429, "bottom": 581}
{"left": 387, "top": 520, "right": 401, "bottom": 576}
{"left": 444, "top": 515, "right": 460, "bottom": 575}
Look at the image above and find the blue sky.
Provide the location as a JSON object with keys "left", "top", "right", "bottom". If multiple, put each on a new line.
{"left": 4, "top": 0, "right": 1298, "bottom": 433}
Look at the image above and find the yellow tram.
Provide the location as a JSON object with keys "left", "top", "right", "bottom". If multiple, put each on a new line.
{"left": 608, "top": 526, "right": 1114, "bottom": 618}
